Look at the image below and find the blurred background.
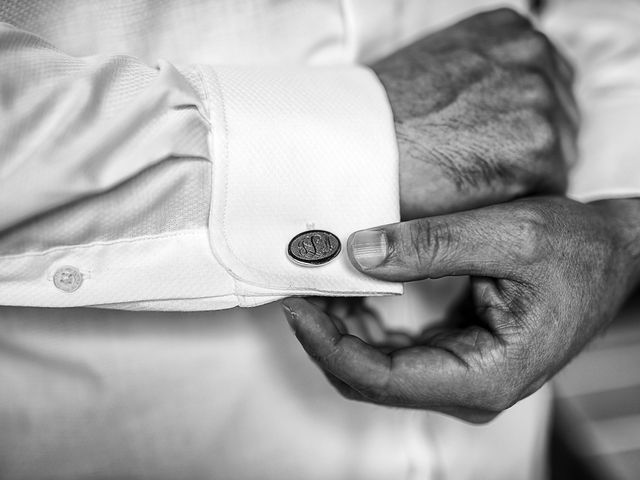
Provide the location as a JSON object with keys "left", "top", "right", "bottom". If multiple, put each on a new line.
{"left": 551, "top": 292, "right": 640, "bottom": 480}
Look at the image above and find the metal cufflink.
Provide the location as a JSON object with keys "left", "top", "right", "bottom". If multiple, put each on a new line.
{"left": 287, "top": 230, "right": 341, "bottom": 267}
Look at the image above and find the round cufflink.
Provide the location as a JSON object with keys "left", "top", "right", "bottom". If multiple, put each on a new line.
{"left": 287, "top": 230, "right": 341, "bottom": 267}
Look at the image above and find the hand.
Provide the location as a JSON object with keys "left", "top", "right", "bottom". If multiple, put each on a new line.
{"left": 282, "top": 197, "right": 640, "bottom": 422}
{"left": 305, "top": 297, "right": 412, "bottom": 349}
{"left": 373, "top": 8, "right": 579, "bottom": 219}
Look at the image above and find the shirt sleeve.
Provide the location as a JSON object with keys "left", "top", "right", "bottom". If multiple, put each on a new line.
{"left": 540, "top": 0, "right": 640, "bottom": 201}
{"left": 0, "top": 23, "right": 402, "bottom": 310}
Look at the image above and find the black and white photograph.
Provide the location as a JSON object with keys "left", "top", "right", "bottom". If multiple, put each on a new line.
{"left": 1, "top": 0, "right": 640, "bottom": 479}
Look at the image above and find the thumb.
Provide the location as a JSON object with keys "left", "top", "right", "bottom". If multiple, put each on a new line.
{"left": 347, "top": 202, "right": 539, "bottom": 282}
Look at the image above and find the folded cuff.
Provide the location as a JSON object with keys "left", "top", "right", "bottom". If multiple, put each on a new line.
{"left": 197, "top": 65, "right": 403, "bottom": 307}
{"left": 0, "top": 64, "right": 402, "bottom": 310}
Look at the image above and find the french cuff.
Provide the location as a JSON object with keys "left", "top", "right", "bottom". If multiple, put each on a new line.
{"left": 196, "top": 65, "right": 402, "bottom": 307}
{"left": 0, "top": 65, "right": 401, "bottom": 310}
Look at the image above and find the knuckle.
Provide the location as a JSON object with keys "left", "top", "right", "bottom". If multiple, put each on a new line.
{"left": 505, "top": 205, "right": 550, "bottom": 265}
{"left": 524, "top": 30, "right": 553, "bottom": 60}
{"left": 520, "top": 72, "right": 555, "bottom": 109}
{"left": 514, "top": 110, "right": 557, "bottom": 155}
{"left": 490, "top": 7, "right": 531, "bottom": 27}
{"left": 464, "top": 8, "right": 530, "bottom": 33}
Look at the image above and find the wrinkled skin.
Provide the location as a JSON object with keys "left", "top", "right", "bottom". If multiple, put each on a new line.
{"left": 281, "top": 8, "right": 638, "bottom": 423}
{"left": 283, "top": 197, "right": 640, "bottom": 422}
{"left": 373, "top": 8, "right": 579, "bottom": 219}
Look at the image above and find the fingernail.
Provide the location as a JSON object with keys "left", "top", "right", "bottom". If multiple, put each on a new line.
{"left": 281, "top": 302, "right": 302, "bottom": 338}
{"left": 281, "top": 302, "right": 296, "bottom": 324}
{"left": 349, "top": 230, "right": 388, "bottom": 270}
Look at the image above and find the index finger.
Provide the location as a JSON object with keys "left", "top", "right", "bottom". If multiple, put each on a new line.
{"left": 282, "top": 298, "right": 504, "bottom": 411}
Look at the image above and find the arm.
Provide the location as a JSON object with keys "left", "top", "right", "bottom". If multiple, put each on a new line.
{"left": 0, "top": 23, "right": 401, "bottom": 309}
{"left": 0, "top": 7, "right": 578, "bottom": 310}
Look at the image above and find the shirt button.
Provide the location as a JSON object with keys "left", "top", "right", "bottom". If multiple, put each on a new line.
{"left": 53, "top": 266, "right": 83, "bottom": 293}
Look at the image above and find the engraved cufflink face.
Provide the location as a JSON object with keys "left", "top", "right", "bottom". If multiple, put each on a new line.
{"left": 287, "top": 230, "right": 341, "bottom": 266}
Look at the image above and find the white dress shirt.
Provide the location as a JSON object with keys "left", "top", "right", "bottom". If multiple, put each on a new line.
{"left": 0, "top": 2, "right": 403, "bottom": 309}
{"left": 1, "top": 1, "right": 639, "bottom": 479}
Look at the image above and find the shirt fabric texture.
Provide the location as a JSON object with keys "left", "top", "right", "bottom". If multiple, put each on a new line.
{"left": 1, "top": 0, "right": 639, "bottom": 479}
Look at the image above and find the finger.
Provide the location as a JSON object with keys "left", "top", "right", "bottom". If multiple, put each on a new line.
{"left": 485, "top": 30, "right": 581, "bottom": 174}
{"left": 305, "top": 296, "right": 332, "bottom": 311}
{"left": 347, "top": 200, "right": 542, "bottom": 282}
{"left": 549, "top": 63, "right": 580, "bottom": 134}
{"left": 311, "top": 298, "right": 411, "bottom": 347}
{"left": 548, "top": 39, "right": 576, "bottom": 86}
{"left": 457, "top": 8, "right": 576, "bottom": 90}
{"left": 527, "top": 67, "right": 579, "bottom": 175}
{"left": 282, "top": 298, "right": 393, "bottom": 395}
{"left": 544, "top": 35, "right": 576, "bottom": 87}
{"left": 456, "top": 8, "right": 533, "bottom": 36}
{"left": 540, "top": 69, "right": 580, "bottom": 175}
{"left": 502, "top": 68, "right": 578, "bottom": 182}
{"left": 282, "top": 298, "right": 505, "bottom": 411}
{"left": 555, "top": 113, "right": 579, "bottom": 174}
{"left": 488, "top": 28, "right": 570, "bottom": 80}
{"left": 537, "top": 64, "right": 580, "bottom": 173}
{"left": 491, "top": 30, "right": 580, "bottom": 129}
{"left": 318, "top": 365, "right": 498, "bottom": 422}
{"left": 546, "top": 58, "right": 580, "bottom": 139}
{"left": 318, "top": 366, "right": 499, "bottom": 422}
{"left": 321, "top": 368, "right": 372, "bottom": 403}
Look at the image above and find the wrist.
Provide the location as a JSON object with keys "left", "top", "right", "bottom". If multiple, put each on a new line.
{"left": 371, "top": 67, "right": 420, "bottom": 220}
